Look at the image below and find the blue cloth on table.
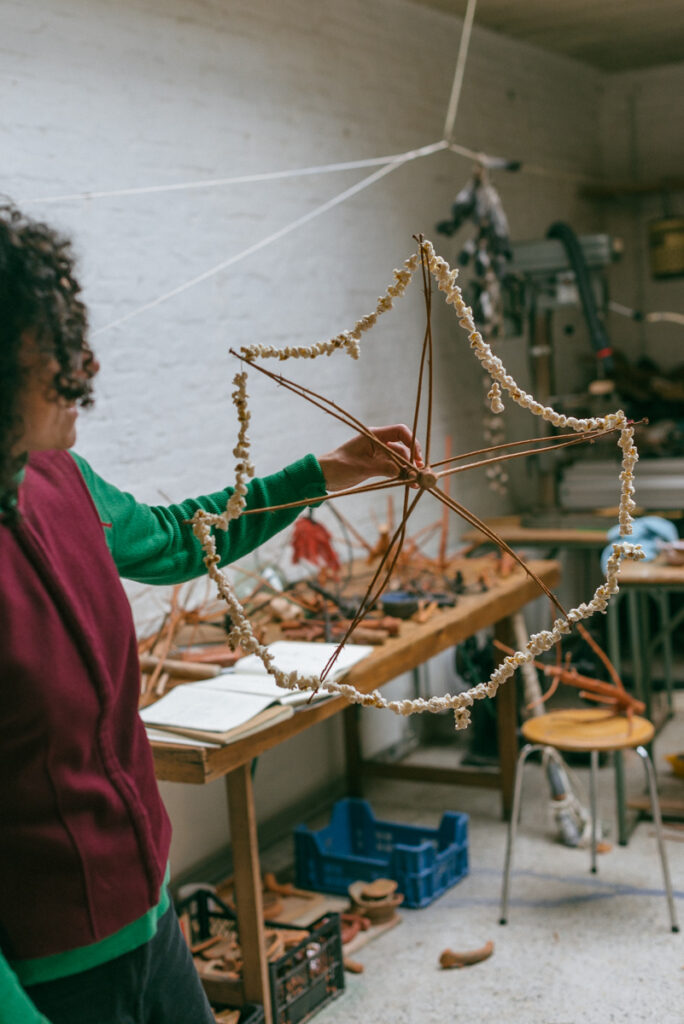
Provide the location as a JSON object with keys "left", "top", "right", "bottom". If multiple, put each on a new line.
{"left": 600, "top": 516, "right": 678, "bottom": 573}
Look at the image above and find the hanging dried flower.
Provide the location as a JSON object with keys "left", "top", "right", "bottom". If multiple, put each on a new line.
{"left": 291, "top": 516, "right": 341, "bottom": 575}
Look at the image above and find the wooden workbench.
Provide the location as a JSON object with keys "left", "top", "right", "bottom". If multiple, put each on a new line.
{"left": 462, "top": 514, "right": 607, "bottom": 612}
{"left": 462, "top": 514, "right": 608, "bottom": 550}
{"left": 151, "top": 557, "right": 559, "bottom": 1022}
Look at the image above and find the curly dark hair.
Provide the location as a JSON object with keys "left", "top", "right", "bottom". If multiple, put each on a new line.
{"left": 0, "top": 203, "right": 97, "bottom": 517}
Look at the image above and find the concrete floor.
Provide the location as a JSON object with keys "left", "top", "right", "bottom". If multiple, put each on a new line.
{"left": 272, "top": 695, "right": 684, "bottom": 1024}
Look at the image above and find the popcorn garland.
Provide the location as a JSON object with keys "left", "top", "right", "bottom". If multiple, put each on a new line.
{"left": 487, "top": 380, "right": 504, "bottom": 414}
{"left": 484, "top": 379, "right": 508, "bottom": 494}
{"left": 190, "top": 240, "right": 644, "bottom": 730}
{"left": 236, "top": 254, "right": 421, "bottom": 363}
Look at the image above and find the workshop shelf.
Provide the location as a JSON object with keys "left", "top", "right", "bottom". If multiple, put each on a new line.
{"left": 294, "top": 797, "right": 469, "bottom": 908}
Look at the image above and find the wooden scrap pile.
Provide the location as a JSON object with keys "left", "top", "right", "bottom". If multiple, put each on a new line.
{"left": 179, "top": 879, "right": 341, "bottom": 1013}
{"left": 136, "top": 513, "right": 517, "bottom": 706}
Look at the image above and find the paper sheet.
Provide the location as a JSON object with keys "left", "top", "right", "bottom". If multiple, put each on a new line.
{"left": 234, "top": 641, "right": 373, "bottom": 681}
{"left": 204, "top": 672, "right": 333, "bottom": 706}
{"left": 140, "top": 686, "right": 277, "bottom": 733}
{"left": 144, "top": 727, "right": 221, "bottom": 748}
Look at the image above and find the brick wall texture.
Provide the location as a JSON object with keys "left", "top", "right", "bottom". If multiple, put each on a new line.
{"left": 3, "top": 0, "right": 681, "bottom": 871}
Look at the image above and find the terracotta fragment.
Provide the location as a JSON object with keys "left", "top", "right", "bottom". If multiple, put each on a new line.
{"left": 359, "top": 878, "right": 397, "bottom": 900}
{"left": 439, "top": 940, "right": 494, "bottom": 968}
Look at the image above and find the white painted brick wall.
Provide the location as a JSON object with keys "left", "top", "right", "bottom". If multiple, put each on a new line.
{"left": 4, "top": 0, "right": 621, "bottom": 874}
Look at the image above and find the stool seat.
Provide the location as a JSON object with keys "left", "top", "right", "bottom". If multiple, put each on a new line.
{"left": 500, "top": 707, "right": 678, "bottom": 932}
{"left": 521, "top": 708, "right": 654, "bottom": 753}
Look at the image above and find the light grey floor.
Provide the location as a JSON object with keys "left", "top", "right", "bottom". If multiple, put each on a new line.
{"left": 270, "top": 696, "right": 684, "bottom": 1024}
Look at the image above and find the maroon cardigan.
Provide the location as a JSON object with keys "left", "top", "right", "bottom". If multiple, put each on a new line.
{"left": 0, "top": 451, "right": 171, "bottom": 958}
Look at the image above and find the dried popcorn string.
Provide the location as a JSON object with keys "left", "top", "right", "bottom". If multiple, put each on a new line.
{"left": 190, "top": 239, "right": 644, "bottom": 730}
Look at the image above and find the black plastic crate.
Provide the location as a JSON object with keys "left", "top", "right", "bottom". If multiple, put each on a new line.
{"left": 239, "top": 1006, "right": 265, "bottom": 1024}
{"left": 268, "top": 913, "right": 344, "bottom": 1024}
{"left": 177, "top": 888, "right": 344, "bottom": 1024}
{"left": 213, "top": 1005, "right": 265, "bottom": 1024}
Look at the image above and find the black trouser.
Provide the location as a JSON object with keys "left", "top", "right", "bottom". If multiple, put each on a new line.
{"left": 24, "top": 904, "right": 215, "bottom": 1024}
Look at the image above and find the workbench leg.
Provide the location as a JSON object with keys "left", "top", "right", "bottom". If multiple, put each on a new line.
{"left": 614, "top": 750, "right": 628, "bottom": 846}
{"left": 494, "top": 616, "right": 518, "bottom": 821}
{"left": 627, "top": 591, "right": 647, "bottom": 714}
{"left": 225, "top": 764, "right": 273, "bottom": 1024}
{"left": 344, "top": 704, "right": 364, "bottom": 797}
{"left": 610, "top": 593, "right": 630, "bottom": 844}
{"left": 656, "top": 591, "right": 674, "bottom": 715}
{"left": 606, "top": 597, "right": 622, "bottom": 682}
{"left": 639, "top": 592, "right": 653, "bottom": 722}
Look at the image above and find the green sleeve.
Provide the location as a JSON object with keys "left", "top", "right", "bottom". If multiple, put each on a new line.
{"left": 0, "top": 956, "right": 50, "bottom": 1023}
{"left": 69, "top": 452, "right": 327, "bottom": 584}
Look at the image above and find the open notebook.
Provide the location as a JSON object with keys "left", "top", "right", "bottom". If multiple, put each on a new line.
{"left": 141, "top": 641, "right": 373, "bottom": 745}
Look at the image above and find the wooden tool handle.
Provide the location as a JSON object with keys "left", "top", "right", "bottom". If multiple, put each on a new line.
{"left": 139, "top": 654, "right": 221, "bottom": 679}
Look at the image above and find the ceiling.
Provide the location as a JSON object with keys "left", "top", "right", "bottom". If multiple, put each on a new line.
{"left": 410, "top": 0, "right": 684, "bottom": 72}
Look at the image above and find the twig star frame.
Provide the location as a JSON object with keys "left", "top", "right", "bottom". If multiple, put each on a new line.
{"left": 190, "top": 238, "right": 644, "bottom": 729}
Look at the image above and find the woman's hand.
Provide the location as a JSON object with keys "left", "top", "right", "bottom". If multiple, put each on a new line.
{"left": 317, "top": 424, "right": 424, "bottom": 493}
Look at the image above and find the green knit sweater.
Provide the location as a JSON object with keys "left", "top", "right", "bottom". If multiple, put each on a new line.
{"left": 2, "top": 450, "right": 327, "bottom": 1024}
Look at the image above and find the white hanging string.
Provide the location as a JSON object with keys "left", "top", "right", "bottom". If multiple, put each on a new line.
{"left": 18, "top": 0, "right": 614, "bottom": 348}
{"left": 92, "top": 140, "right": 448, "bottom": 337}
{"left": 442, "top": 0, "right": 478, "bottom": 143}
{"left": 16, "top": 0, "right": 609, "bottom": 213}
{"left": 20, "top": 145, "right": 444, "bottom": 206}
{"left": 609, "top": 300, "right": 684, "bottom": 327}
{"left": 18, "top": 134, "right": 606, "bottom": 207}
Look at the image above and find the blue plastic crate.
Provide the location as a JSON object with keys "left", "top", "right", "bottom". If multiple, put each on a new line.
{"left": 294, "top": 798, "right": 468, "bottom": 908}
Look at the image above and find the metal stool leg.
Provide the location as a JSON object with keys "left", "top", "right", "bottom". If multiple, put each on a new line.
{"left": 615, "top": 750, "right": 628, "bottom": 846}
{"left": 606, "top": 595, "right": 623, "bottom": 681}
{"left": 635, "top": 745, "right": 680, "bottom": 932}
{"left": 627, "top": 592, "right": 647, "bottom": 710}
{"left": 499, "top": 743, "right": 541, "bottom": 925}
{"left": 655, "top": 591, "right": 674, "bottom": 716}
{"left": 590, "top": 749, "right": 599, "bottom": 874}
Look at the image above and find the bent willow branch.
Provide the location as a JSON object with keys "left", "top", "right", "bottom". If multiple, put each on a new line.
{"left": 190, "top": 239, "right": 643, "bottom": 729}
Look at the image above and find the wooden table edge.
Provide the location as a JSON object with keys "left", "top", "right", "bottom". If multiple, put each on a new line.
{"left": 151, "top": 559, "right": 560, "bottom": 784}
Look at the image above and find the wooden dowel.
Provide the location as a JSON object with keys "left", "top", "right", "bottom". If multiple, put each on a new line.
{"left": 319, "top": 488, "right": 423, "bottom": 683}
{"left": 575, "top": 621, "right": 625, "bottom": 692}
{"left": 422, "top": 240, "right": 435, "bottom": 466}
{"left": 493, "top": 639, "right": 644, "bottom": 714}
{"left": 327, "top": 503, "right": 375, "bottom": 554}
{"left": 428, "top": 485, "right": 567, "bottom": 619}
{"left": 139, "top": 654, "right": 222, "bottom": 679}
{"left": 438, "top": 435, "right": 452, "bottom": 568}
{"left": 411, "top": 237, "right": 434, "bottom": 467}
{"left": 232, "top": 349, "right": 413, "bottom": 475}
{"left": 238, "top": 477, "right": 401, "bottom": 516}
{"left": 430, "top": 427, "right": 607, "bottom": 468}
{"left": 435, "top": 428, "right": 614, "bottom": 480}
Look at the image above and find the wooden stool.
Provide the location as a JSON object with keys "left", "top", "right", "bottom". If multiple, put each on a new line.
{"left": 499, "top": 709, "right": 679, "bottom": 932}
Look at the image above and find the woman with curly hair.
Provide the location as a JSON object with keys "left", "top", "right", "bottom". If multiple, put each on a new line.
{"left": 0, "top": 203, "right": 420, "bottom": 1024}
{"left": 0, "top": 206, "right": 97, "bottom": 517}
